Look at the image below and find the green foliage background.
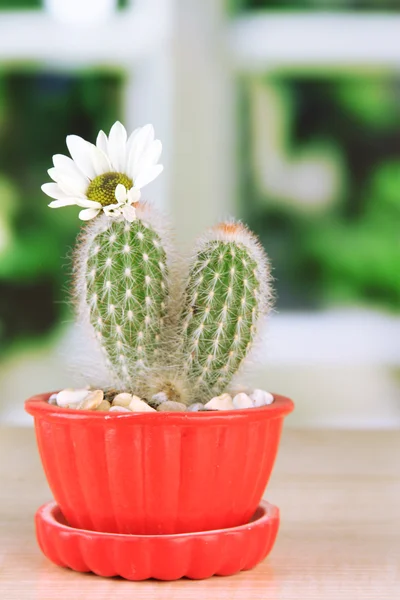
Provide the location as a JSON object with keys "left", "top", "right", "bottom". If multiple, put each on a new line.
{"left": 0, "top": 0, "right": 398, "bottom": 366}
{"left": 228, "top": 0, "right": 399, "bottom": 12}
{"left": 240, "top": 73, "right": 400, "bottom": 311}
{"left": 0, "top": 68, "right": 124, "bottom": 357}
{"left": 0, "top": 0, "right": 128, "bottom": 9}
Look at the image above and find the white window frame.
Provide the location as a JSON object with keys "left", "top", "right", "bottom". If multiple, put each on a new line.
{"left": 0, "top": 0, "right": 173, "bottom": 210}
{"left": 0, "top": 0, "right": 399, "bottom": 367}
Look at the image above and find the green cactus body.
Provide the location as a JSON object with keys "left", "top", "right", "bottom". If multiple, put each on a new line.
{"left": 83, "top": 215, "right": 168, "bottom": 387}
{"left": 44, "top": 122, "right": 276, "bottom": 404}
{"left": 179, "top": 224, "right": 269, "bottom": 400}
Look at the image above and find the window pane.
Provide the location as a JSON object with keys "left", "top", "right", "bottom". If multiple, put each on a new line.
{"left": 229, "top": 0, "right": 400, "bottom": 12}
{"left": 0, "top": 0, "right": 40, "bottom": 8}
{"left": 0, "top": 68, "right": 124, "bottom": 355}
{"left": 0, "top": 0, "right": 128, "bottom": 10}
{"left": 239, "top": 73, "right": 400, "bottom": 311}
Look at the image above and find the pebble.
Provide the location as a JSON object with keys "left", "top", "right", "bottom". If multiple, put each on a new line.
{"left": 187, "top": 402, "right": 206, "bottom": 412}
{"left": 157, "top": 401, "right": 187, "bottom": 412}
{"left": 233, "top": 392, "right": 253, "bottom": 409}
{"left": 112, "top": 393, "right": 132, "bottom": 408}
{"left": 151, "top": 392, "right": 169, "bottom": 406}
{"left": 48, "top": 393, "right": 58, "bottom": 405}
{"left": 79, "top": 389, "right": 104, "bottom": 410}
{"left": 204, "top": 393, "right": 234, "bottom": 411}
{"left": 109, "top": 405, "right": 132, "bottom": 413}
{"left": 50, "top": 387, "right": 274, "bottom": 413}
{"left": 250, "top": 389, "right": 274, "bottom": 407}
{"left": 96, "top": 400, "right": 111, "bottom": 411}
{"left": 56, "top": 388, "right": 90, "bottom": 408}
{"left": 129, "top": 396, "right": 156, "bottom": 412}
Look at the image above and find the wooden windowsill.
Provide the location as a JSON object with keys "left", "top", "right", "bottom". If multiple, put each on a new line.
{"left": 0, "top": 427, "right": 399, "bottom": 599}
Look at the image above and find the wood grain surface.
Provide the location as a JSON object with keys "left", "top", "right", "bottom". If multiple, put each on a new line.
{"left": 0, "top": 427, "right": 399, "bottom": 599}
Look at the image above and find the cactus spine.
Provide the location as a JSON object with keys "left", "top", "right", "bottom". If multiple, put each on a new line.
{"left": 77, "top": 207, "right": 169, "bottom": 389}
{"left": 76, "top": 216, "right": 271, "bottom": 402}
{"left": 43, "top": 122, "right": 276, "bottom": 403}
{"left": 177, "top": 222, "right": 272, "bottom": 400}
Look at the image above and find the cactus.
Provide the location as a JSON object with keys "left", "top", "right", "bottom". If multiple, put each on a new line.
{"left": 177, "top": 222, "right": 272, "bottom": 401}
{"left": 43, "top": 122, "right": 273, "bottom": 403}
{"left": 75, "top": 205, "right": 170, "bottom": 389}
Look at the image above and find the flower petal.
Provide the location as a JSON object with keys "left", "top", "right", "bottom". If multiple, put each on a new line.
{"left": 90, "top": 144, "right": 112, "bottom": 176}
{"left": 96, "top": 130, "right": 108, "bottom": 155}
{"left": 78, "top": 208, "right": 101, "bottom": 221}
{"left": 48, "top": 174, "right": 85, "bottom": 199}
{"left": 122, "top": 204, "right": 136, "bottom": 222}
{"left": 48, "top": 199, "right": 79, "bottom": 208}
{"left": 107, "top": 121, "right": 127, "bottom": 172}
{"left": 75, "top": 199, "right": 102, "bottom": 209}
{"left": 127, "top": 124, "right": 155, "bottom": 179}
{"left": 115, "top": 183, "right": 127, "bottom": 204}
{"left": 47, "top": 168, "right": 59, "bottom": 183}
{"left": 147, "top": 139, "right": 163, "bottom": 165}
{"left": 52, "top": 154, "right": 89, "bottom": 194}
{"left": 126, "top": 127, "right": 141, "bottom": 155}
{"left": 131, "top": 139, "right": 162, "bottom": 180}
{"left": 41, "top": 182, "right": 71, "bottom": 200}
{"left": 103, "top": 203, "right": 121, "bottom": 217}
{"left": 66, "top": 135, "right": 97, "bottom": 179}
{"left": 127, "top": 187, "right": 141, "bottom": 204}
{"left": 134, "top": 164, "right": 163, "bottom": 189}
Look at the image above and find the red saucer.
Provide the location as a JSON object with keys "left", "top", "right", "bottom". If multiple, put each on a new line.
{"left": 35, "top": 500, "right": 279, "bottom": 580}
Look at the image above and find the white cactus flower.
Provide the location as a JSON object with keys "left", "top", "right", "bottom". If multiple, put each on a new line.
{"left": 42, "top": 122, "right": 163, "bottom": 221}
{"left": 103, "top": 184, "right": 140, "bottom": 223}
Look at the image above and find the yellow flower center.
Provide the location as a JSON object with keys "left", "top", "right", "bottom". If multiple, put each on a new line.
{"left": 86, "top": 172, "right": 133, "bottom": 207}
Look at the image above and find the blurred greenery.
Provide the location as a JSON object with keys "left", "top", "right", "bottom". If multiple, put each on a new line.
{"left": 304, "top": 161, "right": 400, "bottom": 307}
{"left": 0, "top": 67, "right": 124, "bottom": 355}
{"left": 0, "top": 0, "right": 41, "bottom": 7}
{"left": 0, "top": 0, "right": 129, "bottom": 9}
{"left": 334, "top": 79, "right": 399, "bottom": 130}
{"left": 229, "top": 0, "right": 400, "bottom": 12}
{"left": 240, "top": 73, "right": 400, "bottom": 311}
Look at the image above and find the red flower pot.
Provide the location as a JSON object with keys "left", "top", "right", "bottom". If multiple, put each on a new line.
{"left": 25, "top": 393, "right": 293, "bottom": 535}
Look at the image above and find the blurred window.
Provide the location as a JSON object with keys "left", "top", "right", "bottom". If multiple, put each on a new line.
{"left": 0, "top": 0, "right": 128, "bottom": 9}
{"left": 229, "top": 0, "right": 399, "bottom": 11}
{"left": 0, "top": 69, "right": 123, "bottom": 355}
{"left": 239, "top": 74, "right": 400, "bottom": 311}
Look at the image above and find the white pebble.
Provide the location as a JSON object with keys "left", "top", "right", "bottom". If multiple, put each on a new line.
{"left": 129, "top": 396, "right": 156, "bottom": 412}
{"left": 109, "top": 405, "right": 132, "bottom": 413}
{"left": 157, "top": 401, "right": 187, "bottom": 412}
{"left": 250, "top": 389, "right": 274, "bottom": 407}
{"left": 151, "top": 392, "right": 168, "bottom": 406}
{"left": 79, "top": 389, "right": 104, "bottom": 410}
{"left": 48, "top": 393, "right": 58, "bottom": 405}
{"left": 112, "top": 393, "right": 132, "bottom": 408}
{"left": 96, "top": 400, "right": 111, "bottom": 411}
{"left": 204, "top": 393, "right": 234, "bottom": 411}
{"left": 56, "top": 388, "right": 89, "bottom": 408}
{"left": 233, "top": 392, "right": 253, "bottom": 409}
{"left": 187, "top": 402, "right": 205, "bottom": 412}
